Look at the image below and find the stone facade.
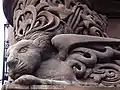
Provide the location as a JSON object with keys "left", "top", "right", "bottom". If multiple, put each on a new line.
{"left": 2, "top": 0, "right": 120, "bottom": 89}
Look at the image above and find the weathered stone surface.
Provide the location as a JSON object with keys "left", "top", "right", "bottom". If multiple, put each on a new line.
{"left": 1, "top": 84, "right": 29, "bottom": 90}
{"left": 2, "top": 84, "right": 120, "bottom": 90}
{"left": 2, "top": 0, "right": 120, "bottom": 89}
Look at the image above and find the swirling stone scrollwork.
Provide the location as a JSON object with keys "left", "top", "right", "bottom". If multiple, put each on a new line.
{"left": 13, "top": 0, "right": 107, "bottom": 42}
{"left": 13, "top": 0, "right": 62, "bottom": 41}
{"left": 4, "top": 0, "right": 120, "bottom": 87}
{"left": 92, "top": 64, "right": 120, "bottom": 86}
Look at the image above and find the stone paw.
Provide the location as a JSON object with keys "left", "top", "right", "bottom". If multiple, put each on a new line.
{"left": 12, "top": 75, "right": 70, "bottom": 85}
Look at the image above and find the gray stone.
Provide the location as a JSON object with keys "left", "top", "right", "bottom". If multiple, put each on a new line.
{"left": 2, "top": 84, "right": 120, "bottom": 90}
{"left": 2, "top": 0, "right": 120, "bottom": 89}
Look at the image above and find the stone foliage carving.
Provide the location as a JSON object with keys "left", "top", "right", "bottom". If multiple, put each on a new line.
{"left": 13, "top": 0, "right": 107, "bottom": 41}
{"left": 6, "top": 0, "right": 120, "bottom": 87}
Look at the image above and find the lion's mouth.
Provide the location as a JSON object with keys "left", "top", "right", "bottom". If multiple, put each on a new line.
{"left": 8, "top": 66, "right": 26, "bottom": 80}
{"left": 8, "top": 66, "right": 33, "bottom": 80}
{"left": 8, "top": 70, "right": 21, "bottom": 80}
{"left": 8, "top": 59, "right": 35, "bottom": 80}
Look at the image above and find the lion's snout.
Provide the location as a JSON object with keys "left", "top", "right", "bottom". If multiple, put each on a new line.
{"left": 7, "top": 58, "right": 19, "bottom": 69}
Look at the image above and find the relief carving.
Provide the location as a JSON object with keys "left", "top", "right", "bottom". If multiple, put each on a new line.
{"left": 3, "top": 0, "right": 120, "bottom": 87}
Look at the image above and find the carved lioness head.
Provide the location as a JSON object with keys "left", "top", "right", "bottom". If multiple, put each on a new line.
{"left": 7, "top": 40, "right": 41, "bottom": 80}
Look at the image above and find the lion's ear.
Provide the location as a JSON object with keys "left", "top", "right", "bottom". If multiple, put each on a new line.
{"left": 32, "top": 37, "right": 41, "bottom": 47}
{"left": 32, "top": 35, "right": 50, "bottom": 48}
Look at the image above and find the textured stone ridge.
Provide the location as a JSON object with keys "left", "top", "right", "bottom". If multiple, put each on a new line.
{"left": 1, "top": 84, "right": 120, "bottom": 90}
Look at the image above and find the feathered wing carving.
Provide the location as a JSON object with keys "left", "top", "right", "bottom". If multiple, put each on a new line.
{"left": 52, "top": 34, "right": 120, "bottom": 86}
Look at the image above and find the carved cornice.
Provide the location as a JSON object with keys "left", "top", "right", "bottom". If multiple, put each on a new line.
{"left": 3, "top": 0, "right": 120, "bottom": 26}
{"left": 8, "top": 0, "right": 107, "bottom": 42}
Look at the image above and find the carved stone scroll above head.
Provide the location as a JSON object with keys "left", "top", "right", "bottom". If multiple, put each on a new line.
{"left": 3, "top": 0, "right": 108, "bottom": 43}
{"left": 3, "top": 0, "right": 108, "bottom": 25}
{"left": 13, "top": 0, "right": 65, "bottom": 41}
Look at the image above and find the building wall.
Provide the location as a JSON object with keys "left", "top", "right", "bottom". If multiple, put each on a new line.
{"left": 107, "top": 19, "right": 120, "bottom": 39}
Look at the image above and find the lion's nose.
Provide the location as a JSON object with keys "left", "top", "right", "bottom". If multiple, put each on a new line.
{"left": 7, "top": 58, "right": 18, "bottom": 69}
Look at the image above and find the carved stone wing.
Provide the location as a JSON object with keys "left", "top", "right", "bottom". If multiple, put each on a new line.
{"left": 52, "top": 34, "right": 120, "bottom": 86}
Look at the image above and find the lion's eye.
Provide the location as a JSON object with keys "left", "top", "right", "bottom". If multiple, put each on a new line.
{"left": 19, "top": 47, "right": 28, "bottom": 53}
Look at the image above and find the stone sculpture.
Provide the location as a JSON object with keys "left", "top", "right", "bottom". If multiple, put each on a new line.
{"left": 3, "top": 0, "right": 120, "bottom": 87}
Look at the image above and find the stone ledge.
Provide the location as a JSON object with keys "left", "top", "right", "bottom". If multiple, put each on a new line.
{"left": 1, "top": 84, "right": 120, "bottom": 90}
